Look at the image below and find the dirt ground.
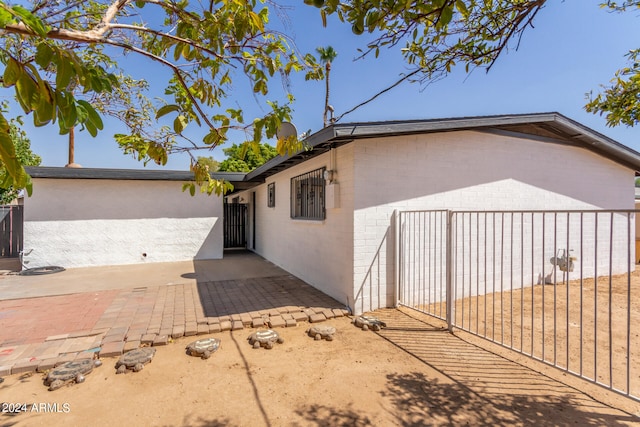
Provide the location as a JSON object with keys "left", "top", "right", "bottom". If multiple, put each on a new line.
{"left": 1, "top": 308, "right": 639, "bottom": 427}
{"left": 435, "top": 269, "right": 640, "bottom": 399}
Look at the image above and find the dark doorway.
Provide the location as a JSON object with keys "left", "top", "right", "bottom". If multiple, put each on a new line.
{"left": 223, "top": 202, "right": 247, "bottom": 248}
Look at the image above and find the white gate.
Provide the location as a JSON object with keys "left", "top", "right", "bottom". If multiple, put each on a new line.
{"left": 397, "top": 209, "right": 639, "bottom": 403}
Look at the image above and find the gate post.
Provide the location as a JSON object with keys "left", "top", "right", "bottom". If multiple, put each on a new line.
{"left": 446, "top": 210, "right": 454, "bottom": 332}
{"left": 393, "top": 209, "right": 399, "bottom": 308}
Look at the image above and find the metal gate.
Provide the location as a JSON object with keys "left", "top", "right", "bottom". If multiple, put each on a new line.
{"left": 0, "top": 205, "right": 23, "bottom": 257}
{"left": 397, "top": 209, "right": 639, "bottom": 403}
{"left": 223, "top": 203, "right": 247, "bottom": 248}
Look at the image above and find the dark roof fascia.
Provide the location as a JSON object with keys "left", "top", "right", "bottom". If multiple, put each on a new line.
{"left": 546, "top": 114, "right": 640, "bottom": 172}
{"left": 245, "top": 126, "right": 338, "bottom": 182}
{"left": 328, "top": 113, "right": 564, "bottom": 139}
{"left": 245, "top": 113, "right": 640, "bottom": 183}
{"left": 25, "top": 166, "right": 249, "bottom": 184}
{"left": 211, "top": 171, "right": 248, "bottom": 182}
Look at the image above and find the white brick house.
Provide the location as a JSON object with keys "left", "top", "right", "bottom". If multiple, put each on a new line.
{"left": 231, "top": 113, "right": 640, "bottom": 314}
{"left": 20, "top": 113, "right": 640, "bottom": 313}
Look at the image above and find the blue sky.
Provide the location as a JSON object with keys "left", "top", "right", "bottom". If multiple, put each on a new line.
{"left": 9, "top": 0, "right": 640, "bottom": 170}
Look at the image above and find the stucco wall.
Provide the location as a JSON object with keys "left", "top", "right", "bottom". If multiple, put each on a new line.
{"left": 237, "top": 145, "right": 355, "bottom": 308}
{"left": 352, "top": 130, "right": 635, "bottom": 313}
{"left": 23, "top": 178, "right": 223, "bottom": 268}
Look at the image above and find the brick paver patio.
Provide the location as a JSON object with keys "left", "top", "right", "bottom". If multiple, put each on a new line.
{"left": 0, "top": 274, "right": 348, "bottom": 377}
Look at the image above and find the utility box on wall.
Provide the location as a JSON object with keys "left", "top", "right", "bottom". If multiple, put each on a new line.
{"left": 326, "top": 182, "right": 340, "bottom": 209}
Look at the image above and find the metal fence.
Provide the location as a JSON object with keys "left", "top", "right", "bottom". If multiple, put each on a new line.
{"left": 0, "top": 205, "right": 23, "bottom": 257}
{"left": 397, "top": 209, "right": 639, "bottom": 402}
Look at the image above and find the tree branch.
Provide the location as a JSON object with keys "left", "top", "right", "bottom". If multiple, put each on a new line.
{"left": 1, "top": 22, "right": 105, "bottom": 42}
{"left": 94, "top": 0, "right": 131, "bottom": 36}
{"left": 107, "top": 23, "right": 225, "bottom": 60}
{"left": 105, "top": 38, "right": 220, "bottom": 135}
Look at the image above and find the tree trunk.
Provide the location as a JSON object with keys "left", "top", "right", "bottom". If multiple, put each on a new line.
{"left": 65, "top": 126, "right": 81, "bottom": 168}
{"left": 68, "top": 126, "right": 75, "bottom": 165}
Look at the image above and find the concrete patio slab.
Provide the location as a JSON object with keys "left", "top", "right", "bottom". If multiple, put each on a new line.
{"left": 0, "top": 250, "right": 288, "bottom": 300}
{"left": 0, "top": 251, "right": 348, "bottom": 377}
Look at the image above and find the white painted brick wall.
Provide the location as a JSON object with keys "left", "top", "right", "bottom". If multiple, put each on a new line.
{"left": 353, "top": 131, "right": 635, "bottom": 313}
{"left": 237, "top": 145, "right": 355, "bottom": 307}
{"left": 23, "top": 178, "right": 223, "bottom": 268}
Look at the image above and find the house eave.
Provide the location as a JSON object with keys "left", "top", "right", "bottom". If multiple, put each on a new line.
{"left": 25, "top": 166, "right": 250, "bottom": 187}
{"left": 245, "top": 112, "right": 640, "bottom": 184}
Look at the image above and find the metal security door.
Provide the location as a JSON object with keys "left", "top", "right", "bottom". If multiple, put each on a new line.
{"left": 224, "top": 203, "right": 247, "bottom": 248}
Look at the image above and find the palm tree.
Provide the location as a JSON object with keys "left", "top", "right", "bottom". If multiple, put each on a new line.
{"left": 316, "top": 46, "right": 338, "bottom": 127}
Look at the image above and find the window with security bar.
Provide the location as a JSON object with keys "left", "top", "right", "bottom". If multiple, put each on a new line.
{"left": 290, "top": 167, "right": 325, "bottom": 220}
{"left": 267, "top": 182, "right": 275, "bottom": 207}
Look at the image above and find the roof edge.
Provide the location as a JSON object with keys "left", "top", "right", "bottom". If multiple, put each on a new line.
{"left": 245, "top": 112, "right": 640, "bottom": 182}
{"left": 25, "top": 166, "right": 248, "bottom": 182}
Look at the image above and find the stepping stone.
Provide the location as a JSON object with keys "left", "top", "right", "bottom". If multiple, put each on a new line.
{"left": 44, "top": 358, "right": 99, "bottom": 391}
{"left": 115, "top": 347, "right": 156, "bottom": 374}
{"left": 306, "top": 325, "right": 336, "bottom": 341}
{"left": 353, "top": 315, "right": 387, "bottom": 331}
{"left": 185, "top": 338, "right": 221, "bottom": 359}
{"left": 247, "top": 329, "right": 284, "bottom": 349}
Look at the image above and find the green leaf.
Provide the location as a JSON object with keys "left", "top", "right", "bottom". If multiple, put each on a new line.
{"left": 15, "top": 73, "right": 38, "bottom": 112}
{"left": 173, "top": 115, "right": 187, "bottom": 133}
{"left": 56, "top": 92, "right": 78, "bottom": 131}
{"left": 156, "top": 104, "right": 179, "bottom": 119}
{"left": 203, "top": 129, "right": 222, "bottom": 146}
{"left": 438, "top": 5, "right": 454, "bottom": 28}
{"left": 173, "top": 43, "right": 184, "bottom": 61}
{"left": 33, "top": 93, "right": 54, "bottom": 126}
{"left": 77, "top": 100, "right": 102, "bottom": 127}
{"left": 35, "top": 43, "right": 54, "bottom": 68}
{"left": 84, "top": 120, "right": 97, "bottom": 137}
{"left": 0, "top": 7, "right": 14, "bottom": 28}
{"left": 56, "top": 53, "right": 73, "bottom": 89}
{"left": 24, "top": 179, "right": 32, "bottom": 197}
{"left": 455, "top": 0, "right": 469, "bottom": 19}
{"left": 11, "top": 5, "right": 48, "bottom": 36}
{"left": 0, "top": 112, "right": 29, "bottom": 190}
{"left": 77, "top": 99, "right": 104, "bottom": 133}
{"left": 3, "top": 57, "right": 21, "bottom": 87}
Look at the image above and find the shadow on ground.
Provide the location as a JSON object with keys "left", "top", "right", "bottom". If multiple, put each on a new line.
{"left": 295, "top": 404, "right": 374, "bottom": 427}
{"left": 193, "top": 253, "right": 344, "bottom": 318}
{"left": 373, "top": 309, "right": 637, "bottom": 426}
{"left": 382, "top": 371, "right": 632, "bottom": 426}
{"left": 162, "top": 416, "right": 231, "bottom": 427}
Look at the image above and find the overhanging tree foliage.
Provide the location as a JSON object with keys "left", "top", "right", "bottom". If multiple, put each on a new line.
{"left": 0, "top": 0, "right": 321, "bottom": 195}
{"left": 586, "top": 1, "right": 640, "bottom": 127}
{"left": 0, "top": 113, "right": 41, "bottom": 203}
{"left": 318, "top": 0, "right": 547, "bottom": 121}
{"left": 0, "top": 0, "right": 634, "bottom": 197}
